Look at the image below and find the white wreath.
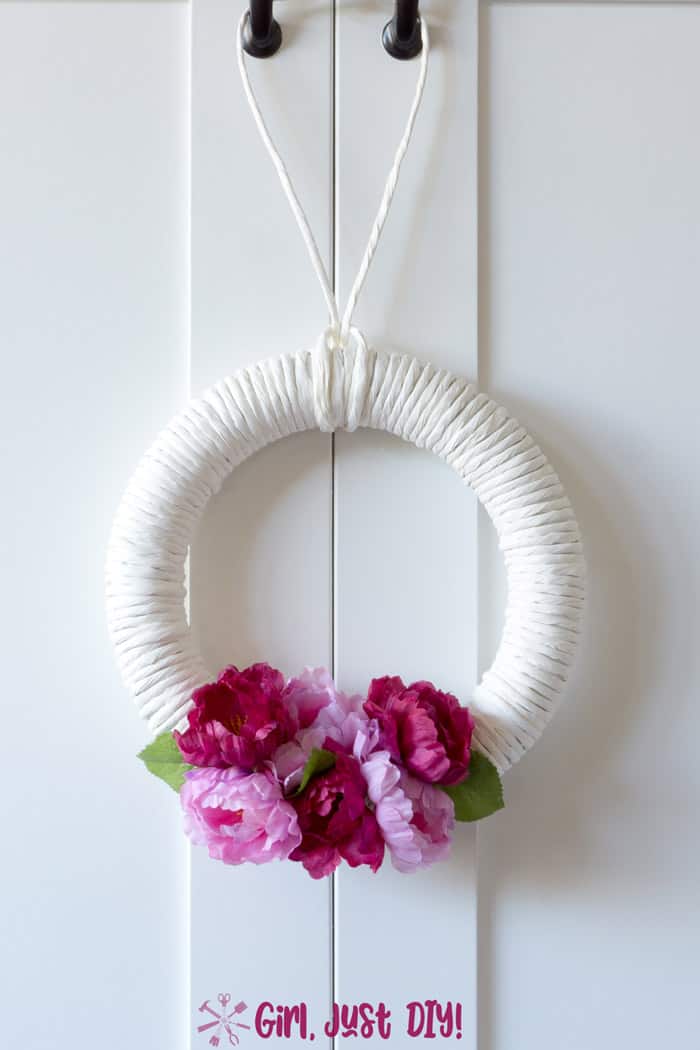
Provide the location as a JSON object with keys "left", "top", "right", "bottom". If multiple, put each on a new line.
{"left": 105, "top": 16, "right": 585, "bottom": 775}
{"left": 106, "top": 331, "right": 585, "bottom": 773}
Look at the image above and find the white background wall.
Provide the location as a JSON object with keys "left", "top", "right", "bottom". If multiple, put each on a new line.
{"left": 0, "top": 4, "right": 190, "bottom": 1048}
{"left": 1, "top": 2, "right": 698, "bottom": 1049}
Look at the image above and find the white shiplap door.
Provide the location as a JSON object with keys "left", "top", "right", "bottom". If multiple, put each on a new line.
{"left": 333, "top": 3, "right": 479, "bottom": 1048}
{"left": 3, "top": 2, "right": 700, "bottom": 1049}
{"left": 190, "top": 0, "right": 334, "bottom": 1042}
{"left": 190, "top": 0, "right": 478, "bottom": 1046}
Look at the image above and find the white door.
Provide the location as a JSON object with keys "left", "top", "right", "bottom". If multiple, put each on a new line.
{"left": 1, "top": 2, "right": 698, "bottom": 1049}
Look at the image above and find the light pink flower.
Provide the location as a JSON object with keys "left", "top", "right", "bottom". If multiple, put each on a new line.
{"left": 181, "top": 767, "right": 301, "bottom": 866}
{"left": 362, "top": 751, "right": 455, "bottom": 873}
{"left": 283, "top": 666, "right": 336, "bottom": 729}
{"left": 313, "top": 690, "right": 379, "bottom": 756}
{"left": 272, "top": 688, "right": 379, "bottom": 793}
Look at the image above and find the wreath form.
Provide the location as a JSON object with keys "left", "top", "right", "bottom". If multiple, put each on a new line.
{"left": 106, "top": 331, "right": 585, "bottom": 775}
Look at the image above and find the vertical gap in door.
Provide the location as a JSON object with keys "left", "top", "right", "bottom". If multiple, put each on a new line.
{"left": 184, "top": 2, "right": 193, "bottom": 1043}
{"left": 330, "top": 2, "right": 338, "bottom": 1049}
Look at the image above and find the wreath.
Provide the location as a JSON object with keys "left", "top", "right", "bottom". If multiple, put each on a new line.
{"left": 106, "top": 15, "right": 585, "bottom": 879}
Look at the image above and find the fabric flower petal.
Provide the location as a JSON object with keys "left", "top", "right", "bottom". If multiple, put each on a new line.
{"left": 175, "top": 663, "right": 298, "bottom": 771}
{"left": 362, "top": 751, "right": 455, "bottom": 873}
{"left": 364, "top": 675, "right": 474, "bottom": 785}
{"left": 290, "top": 751, "right": 384, "bottom": 879}
{"left": 181, "top": 767, "right": 301, "bottom": 865}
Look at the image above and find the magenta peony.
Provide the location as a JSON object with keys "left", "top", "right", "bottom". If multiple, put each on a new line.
{"left": 175, "top": 663, "right": 297, "bottom": 770}
{"left": 364, "top": 676, "right": 474, "bottom": 786}
{"left": 289, "top": 746, "right": 385, "bottom": 879}
{"left": 362, "top": 751, "right": 455, "bottom": 872}
{"left": 181, "top": 767, "right": 301, "bottom": 865}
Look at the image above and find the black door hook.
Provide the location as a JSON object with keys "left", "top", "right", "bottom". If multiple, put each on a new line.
{"left": 383, "top": 0, "right": 422, "bottom": 60}
{"left": 242, "top": 0, "right": 282, "bottom": 59}
{"left": 242, "top": 1, "right": 422, "bottom": 62}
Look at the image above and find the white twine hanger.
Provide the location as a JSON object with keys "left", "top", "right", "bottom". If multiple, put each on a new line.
{"left": 236, "top": 9, "right": 429, "bottom": 347}
{"left": 105, "top": 11, "right": 586, "bottom": 773}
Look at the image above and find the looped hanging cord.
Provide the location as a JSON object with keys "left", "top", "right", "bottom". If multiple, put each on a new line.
{"left": 236, "top": 8, "right": 429, "bottom": 346}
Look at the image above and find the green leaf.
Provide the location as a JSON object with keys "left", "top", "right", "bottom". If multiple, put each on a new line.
{"left": 137, "top": 732, "right": 192, "bottom": 793}
{"left": 441, "top": 751, "right": 504, "bottom": 822}
{"left": 294, "top": 747, "right": 336, "bottom": 796}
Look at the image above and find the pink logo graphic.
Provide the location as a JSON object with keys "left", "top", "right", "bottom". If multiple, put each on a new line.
{"left": 197, "top": 994, "right": 251, "bottom": 1046}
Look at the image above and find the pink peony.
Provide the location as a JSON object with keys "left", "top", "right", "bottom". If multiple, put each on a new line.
{"left": 364, "top": 676, "right": 474, "bottom": 786}
{"left": 362, "top": 751, "right": 455, "bottom": 873}
{"left": 311, "top": 690, "right": 379, "bottom": 757}
{"left": 273, "top": 688, "right": 379, "bottom": 794}
{"left": 181, "top": 767, "right": 301, "bottom": 865}
{"left": 283, "top": 666, "right": 335, "bottom": 729}
{"left": 175, "top": 663, "right": 297, "bottom": 771}
{"left": 289, "top": 746, "right": 385, "bottom": 879}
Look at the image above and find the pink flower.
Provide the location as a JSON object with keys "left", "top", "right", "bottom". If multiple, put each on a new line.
{"left": 362, "top": 752, "right": 455, "bottom": 873}
{"left": 364, "top": 676, "right": 474, "bottom": 786}
{"left": 181, "top": 767, "right": 301, "bottom": 865}
{"left": 289, "top": 747, "right": 385, "bottom": 879}
{"left": 175, "top": 663, "right": 297, "bottom": 771}
{"left": 312, "top": 690, "right": 379, "bottom": 756}
{"left": 273, "top": 688, "right": 378, "bottom": 794}
{"left": 283, "top": 666, "right": 335, "bottom": 729}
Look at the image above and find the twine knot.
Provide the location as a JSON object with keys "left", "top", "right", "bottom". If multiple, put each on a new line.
{"left": 311, "top": 326, "right": 372, "bottom": 433}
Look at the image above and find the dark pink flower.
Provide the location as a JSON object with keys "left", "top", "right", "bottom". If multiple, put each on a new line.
{"left": 289, "top": 745, "right": 385, "bottom": 879}
{"left": 364, "top": 676, "right": 474, "bottom": 786}
{"left": 175, "top": 663, "right": 297, "bottom": 771}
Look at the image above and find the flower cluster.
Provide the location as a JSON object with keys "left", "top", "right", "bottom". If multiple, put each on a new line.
{"left": 138, "top": 663, "right": 504, "bottom": 879}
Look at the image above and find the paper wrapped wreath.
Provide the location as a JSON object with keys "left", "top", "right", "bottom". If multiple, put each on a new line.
{"left": 106, "top": 16, "right": 585, "bottom": 880}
